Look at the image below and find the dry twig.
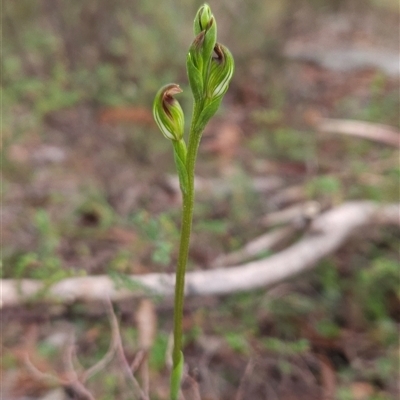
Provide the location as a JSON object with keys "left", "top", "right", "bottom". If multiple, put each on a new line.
{"left": 166, "top": 174, "right": 284, "bottom": 195}
{"left": 103, "top": 298, "right": 148, "bottom": 400}
{"left": 235, "top": 359, "right": 255, "bottom": 400}
{"left": 317, "top": 118, "right": 400, "bottom": 148}
{"left": 23, "top": 299, "right": 150, "bottom": 400}
{"left": 210, "top": 225, "right": 299, "bottom": 268}
{"left": 3, "top": 202, "right": 399, "bottom": 307}
{"left": 24, "top": 352, "right": 96, "bottom": 400}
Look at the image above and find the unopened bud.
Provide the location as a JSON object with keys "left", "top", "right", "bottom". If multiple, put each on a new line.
{"left": 153, "top": 84, "right": 184, "bottom": 141}
{"left": 206, "top": 43, "right": 234, "bottom": 99}
{"left": 192, "top": 4, "right": 217, "bottom": 83}
{"left": 194, "top": 4, "right": 213, "bottom": 35}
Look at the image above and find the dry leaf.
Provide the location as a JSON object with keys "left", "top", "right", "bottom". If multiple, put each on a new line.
{"left": 318, "top": 354, "right": 336, "bottom": 399}
{"left": 351, "top": 382, "right": 375, "bottom": 399}
{"left": 203, "top": 120, "right": 242, "bottom": 168}
{"left": 136, "top": 299, "right": 157, "bottom": 351}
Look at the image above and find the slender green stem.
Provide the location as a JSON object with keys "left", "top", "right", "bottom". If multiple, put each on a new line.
{"left": 172, "top": 104, "right": 202, "bottom": 368}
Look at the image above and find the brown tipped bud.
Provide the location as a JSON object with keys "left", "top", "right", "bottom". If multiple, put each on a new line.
{"left": 153, "top": 84, "right": 184, "bottom": 141}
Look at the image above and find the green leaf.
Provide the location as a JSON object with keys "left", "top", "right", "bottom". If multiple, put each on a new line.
{"left": 173, "top": 148, "right": 189, "bottom": 196}
{"left": 170, "top": 351, "right": 184, "bottom": 400}
{"left": 187, "top": 44, "right": 204, "bottom": 101}
{"left": 195, "top": 96, "right": 222, "bottom": 131}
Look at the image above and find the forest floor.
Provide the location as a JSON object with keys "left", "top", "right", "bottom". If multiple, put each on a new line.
{"left": 2, "top": 1, "right": 399, "bottom": 399}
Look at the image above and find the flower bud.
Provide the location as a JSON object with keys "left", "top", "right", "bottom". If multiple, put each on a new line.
{"left": 194, "top": 4, "right": 213, "bottom": 35}
{"left": 192, "top": 4, "right": 217, "bottom": 82}
{"left": 153, "top": 84, "right": 184, "bottom": 141}
{"left": 206, "top": 43, "right": 234, "bottom": 99}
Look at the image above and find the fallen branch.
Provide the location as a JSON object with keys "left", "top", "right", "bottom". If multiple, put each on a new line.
{"left": 284, "top": 45, "right": 400, "bottom": 78}
{"left": 2, "top": 202, "right": 399, "bottom": 307}
{"left": 262, "top": 201, "right": 321, "bottom": 227}
{"left": 25, "top": 336, "right": 97, "bottom": 400}
{"left": 210, "top": 225, "right": 299, "bottom": 268}
{"left": 166, "top": 175, "right": 284, "bottom": 195}
{"left": 23, "top": 298, "right": 148, "bottom": 400}
{"left": 103, "top": 298, "right": 148, "bottom": 400}
{"left": 316, "top": 118, "right": 400, "bottom": 148}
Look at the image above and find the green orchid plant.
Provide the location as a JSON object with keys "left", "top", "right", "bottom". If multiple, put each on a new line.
{"left": 153, "top": 4, "right": 234, "bottom": 399}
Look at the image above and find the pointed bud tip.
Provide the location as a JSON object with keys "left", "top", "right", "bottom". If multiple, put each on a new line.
{"left": 199, "top": 4, "right": 212, "bottom": 28}
{"left": 194, "top": 3, "right": 214, "bottom": 35}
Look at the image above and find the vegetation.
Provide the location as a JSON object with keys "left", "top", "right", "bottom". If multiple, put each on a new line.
{"left": 2, "top": 0, "right": 399, "bottom": 399}
{"left": 152, "top": 5, "right": 234, "bottom": 397}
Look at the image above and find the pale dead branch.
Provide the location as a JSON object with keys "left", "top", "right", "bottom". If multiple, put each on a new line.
{"left": 210, "top": 225, "right": 299, "bottom": 268}
{"left": 2, "top": 202, "right": 399, "bottom": 307}
{"left": 130, "top": 350, "right": 146, "bottom": 373}
{"left": 317, "top": 118, "right": 400, "bottom": 148}
{"left": 284, "top": 45, "right": 400, "bottom": 78}
{"left": 23, "top": 300, "right": 140, "bottom": 400}
{"left": 166, "top": 175, "right": 284, "bottom": 195}
{"left": 262, "top": 201, "right": 321, "bottom": 227}
{"left": 103, "top": 298, "right": 148, "bottom": 400}
{"left": 181, "top": 374, "right": 202, "bottom": 400}
{"left": 136, "top": 299, "right": 157, "bottom": 351}
{"left": 235, "top": 359, "right": 255, "bottom": 400}
{"left": 81, "top": 315, "right": 117, "bottom": 383}
{"left": 24, "top": 354, "right": 67, "bottom": 385}
{"left": 24, "top": 352, "right": 96, "bottom": 400}
{"left": 268, "top": 185, "right": 307, "bottom": 208}
{"left": 135, "top": 299, "right": 157, "bottom": 398}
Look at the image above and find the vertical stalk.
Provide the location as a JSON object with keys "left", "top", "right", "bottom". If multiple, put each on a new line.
{"left": 172, "top": 106, "right": 202, "bottom": 368}
{"left": 157, "top": 8, "right": 234, "bottom": 398}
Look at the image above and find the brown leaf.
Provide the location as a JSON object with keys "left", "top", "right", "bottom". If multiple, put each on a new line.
{"left": 136, "top": 299, "right": 157, "bottom": 351}
{"left": 350, "top": 382, "right": 375, "bottom": 400}
{"left": 318, "top": 354, "right": 336, "bottom": 399}
{"left": 105, "top": 227, "right": 138, "bottom": 245}
{"left": 181, "top": 374, "right": 202, "bottom": 400}
{"left": 203, "top": 120, "right": 242, "bottom": 163}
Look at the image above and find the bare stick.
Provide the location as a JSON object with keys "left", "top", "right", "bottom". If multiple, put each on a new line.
{"left": 235, "top": 359, "right": 255, "bottom": 400}
{"left": 103, "top": 298, "right": 148, "bottom": 400}
{"left": 166, "top": 175, "right": 284, "bottom": 195}
{"left": 24, "top": 354, "right": 68, "bottom": 385}
{"left": 3, "top": 202, "right": 399, "bottom": 307}
{"left": 63, "top": 333, "right": 79, "bottom": 382}
{"left": 81, "top": 319, "right": 117, "bottom": 382}
{"left": 181, "top": 373, "right": 202, "bottom": 400}
{"left": 24, "top": 353, "right": 96, "bottom": 400}
{"left": 262, "top": 201, "right": 321, "bottom": 227}
{"left": 130, "top": 349, "right": 146, "bottom": 373}
{"left": 210, "top": 225, "right": 298, "bottom": 268}
{"left": 317, "top": 118, "right": 400, "bottom": 148}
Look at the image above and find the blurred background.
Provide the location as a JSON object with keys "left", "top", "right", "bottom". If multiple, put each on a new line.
{"left": 2, "top": 0, "right": 399, "bottom": 399}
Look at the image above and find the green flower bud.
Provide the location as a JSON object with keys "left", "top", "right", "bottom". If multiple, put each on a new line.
{"left": 187, "top": 5, "right": 218, "bottom": 101}
{"left": 153, "top": 84, "right": 184, "bottom": 141}
{"left": 206, "top": 43, "right": 234, "bottom": 99}
{"left": 194, "top": 4, "right": 213, "bottom": 35}
{"left": 192, "top": 4, "right": 217, "bottom": 81}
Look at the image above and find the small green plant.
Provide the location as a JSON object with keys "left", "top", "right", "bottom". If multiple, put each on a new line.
{"left": 13, "top": 209, "right": 65, "bottom": 281}
{"left": 152, "top": 4, "right": 234, "bottom": 399}
{"left": 131, "top": 211, "right": 177, "bottom": 267}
